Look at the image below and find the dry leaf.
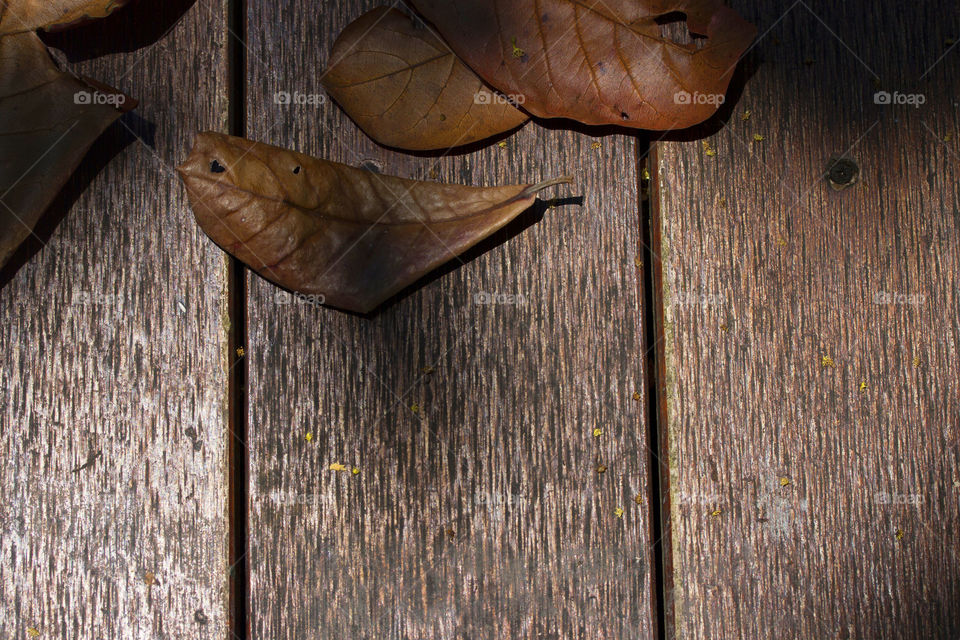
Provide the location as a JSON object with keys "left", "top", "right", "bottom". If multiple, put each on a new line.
{"left": 408, "top": 0, "right": 756, "bottom": 129}
{"left": 178, "top": 132, "right": 572, "bottom": 313}
{"left": 0, "top": 32, "right": 134, "bottom": 267}
{"left": 0, "top": 0, "right": 131, "bottom": 34}
{"left": 322, "top": 7, "right": 528, "bottom": 150}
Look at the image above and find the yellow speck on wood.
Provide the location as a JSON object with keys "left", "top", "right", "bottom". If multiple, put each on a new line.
{"left": 895, "top": 528, "right": 904, "bottom": 541}
{"left": 497, "top": 140, "right": 507, "bottom": 149}
{"left": 351, "top": 467, "right": 360, "bottom": 475}
{"left": 776, "top": 237, "right": 788, "bottom": 246}
{"left": 593, "top": 428, "right": 602, "bottom": 437}
{"left": 632, "top": 391, "right": 641, "bottom": 401}
{"left": 859, "top": 381, "right": 868, "bottom": 392}
{"left": 821, "top": 355, "right": 835, "bottom": 368}
{"left": 753, "top": 133, "right": 764, "bottom": 142}
{"left": 634, "top": 254, "right": 642, "bottom": 267}
{"left": 144, "top": 571, "right": 156, "bottom": 586}
{"left": 329, "top": 463, "right": 348, "bottom": 472}
{"left": 702, "top": 140, "right": 716, "bottom": 157}
{"left": 410, "top": 403, "right": 420, "bottom": 414}
{"left": 641, "top": 167, "right": 651, "bottom": 180}
{"left": 720, "top": 323, "right": 729, "bottom": 332}
{"left": 913, "top": 356, "right": 921, "bottom": 368}
{"left": 710, "top": 508, "right": 722, "bottom": 517}
{"left": 945, "top": 133, "right": 954, "bottom": 142}
{"left": 596, "top": 464, "right": 607, "bottom": 474}
{"left": 779, "top": 477, "right": 791, "bottom": 486}
{"left": 635, "top": 494, "right": 643, "bottom": 505}
{"left": 741, "top": 110, "right": 752, "bottom": 121}
{"left": 719, "top": 197, "right": 727, "bottom": 208}
{"left": 511, "top": 37, "right": 525, "bottom": 58}
{"left": 614, "top": 507, "right": 624, "bottom": 518}
{"left": 236, "top": 347, "right": 244, "bottom": 357}
{"left": 27, "top": 628, "right": 40, "bottom": 637}
{"left": 591, "top": 141, "right": 602, "bottom": 150}
{"left": 420, "top": 365, "right": 435, "bottom": 375}
{"left": 305, "top": 432, "right": 313, "bottom": 442}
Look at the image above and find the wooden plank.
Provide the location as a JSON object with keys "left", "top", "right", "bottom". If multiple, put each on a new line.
{"left": 654, "top": 1, "right": 960, "bottom": 637}
{"left": 0, "top": 3, "right": 231, "bottom": 638}
{"left": 243, "top": 1, "right": 657, "bottom": 637}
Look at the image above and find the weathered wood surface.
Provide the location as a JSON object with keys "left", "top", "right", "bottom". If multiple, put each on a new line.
{"left": 0, "top": 2, "right": 231, "bottom": 638}
{"left": 655, "top": 1, "right": 960, "bottom": 637}
{"left": 243, "top": 1, "right": 656, "bottom": 638}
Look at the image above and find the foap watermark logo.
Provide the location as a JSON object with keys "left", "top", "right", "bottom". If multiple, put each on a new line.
{"left": 670, "top": 290, "right": 727, "bottom": 309}
{"left": 474, "top": 491, "right": 530, "bottom": 507}
{"left": 274, "top": 290, "right": 326, "bottom": 307}
{"left": 474, "top": 291, "right": 528, "bottom": 306}
{"left": 873, "top": 91, "right": 926, "bottom": 108}
{"left": 674, "top": 491, "right": 721, "bottom": 506}
{"left": 274, "top": 90, "right": 327, "bottom": 106}
{"left": 873, "top": 291, "right": 926, "bottom": 306}
{"left": 74, "top": 90, "right": 130, "bottom": 108}
{"left": 674, "top": 90, "right": 725, "bottom": 106}
{"left": 474, "top": 88, "right": 526, "bottom": 106}
{"left": 72, "top": 291, "right": 120, "bottom": 306}
{"left": 874, "top": 492, "right": 923, "bottom": 505}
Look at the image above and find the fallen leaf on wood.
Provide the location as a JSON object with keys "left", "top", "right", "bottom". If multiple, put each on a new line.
{"left": 408, "top": 0, "right": 756, "bottom": 130}
{"left": 178, "top": 132, "right": 572, "bottom": 313}
{"left": 322, "top": 7, "right": 529, "bottom": 151}
{"left": 0, "top": 32, "right": 134, "bottom": 267}
{"left": 0, "top": 0, "right": 131, "bottom": 34}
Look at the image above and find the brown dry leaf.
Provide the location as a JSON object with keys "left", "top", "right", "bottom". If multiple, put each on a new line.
{"left": 322, "top": 7, "right": 529, "bottom": 151}
{"left": 177, "top": 132, "right": 571, "bottom": 313}
{"left": 408, "top": 0, "right": 756, "bottom": 130}
{"left": 0, "top": 0, "right": 131, "bottom": 34}
{"left": 0, "top": 32, "right": 134, "bottom": 267}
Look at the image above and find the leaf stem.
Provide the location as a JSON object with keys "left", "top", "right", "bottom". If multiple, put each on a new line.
{"left": 522, "top": 175, "right": 574, "bottom": 197}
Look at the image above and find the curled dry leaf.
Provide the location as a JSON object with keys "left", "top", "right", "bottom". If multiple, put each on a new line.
{"left": 408, "top": 0, "right": 756, "bottom": 130}
{"left": 0, "top": 0, "right": 131, "bottom": 34}
{"left": 178, "top": 132, "right": 572, "bottom": 313}
{"left": 321, "top": 7, "right": 529, "bottom": 151}
{"left": 0, "top": 32, "right": 134, "bottom": 266}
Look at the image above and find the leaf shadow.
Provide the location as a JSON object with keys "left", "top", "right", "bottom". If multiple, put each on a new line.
{"left": 40, "top": 0, "right": 197, "bottom": 61}
{"left": 267, "top": 193, "right": 582, "bottom": 319}
{"left": 370, "top": 194, "right": 583, "bottom": 317}
{"left": 0, "top": 113, "right": 151, "bottom": 290}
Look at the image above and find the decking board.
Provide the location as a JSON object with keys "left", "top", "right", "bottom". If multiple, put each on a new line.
{"left": 0, "top": 3, "right": 232, "bottom": 638}
{"left": 242, "top": 1, "right": 657, "bottom": 638}
{"left": 654, "top": 1, "right": 960, "bottom": 637}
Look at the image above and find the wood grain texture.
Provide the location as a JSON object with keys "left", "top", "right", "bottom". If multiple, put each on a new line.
{"left": 655, "top": 1, "right": 960, "bottom": 637}
{"left": 243, "top": 2, "right": 655, "bottom": 638}
{"left": 0, "top": 2, "right": 231, "bottom": 638}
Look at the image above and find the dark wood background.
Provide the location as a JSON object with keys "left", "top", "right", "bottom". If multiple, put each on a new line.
{"left": 0, "top": 0, "right": 232, "bottom": 637}
{"left": 0, "top": 0, "right": 957, "bottom": 639}
{"left": 654, "top": 1, "right": 960, "bottom": 638}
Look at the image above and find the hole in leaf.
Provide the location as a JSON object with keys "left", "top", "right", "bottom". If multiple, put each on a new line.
{"left": 621, "top": 111, "right": 630, "bottom": 120}
{"left": 656, "top": 12, "right": 704, "bottom": 45}
{"left": 654, "top": 11, "right": 688, "bottom": 25}
{"left": 210, "top": 160, "right": 226, "bottom": 173}
{"left": 293, "top": 165, "right": 301, "bottom": 174}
